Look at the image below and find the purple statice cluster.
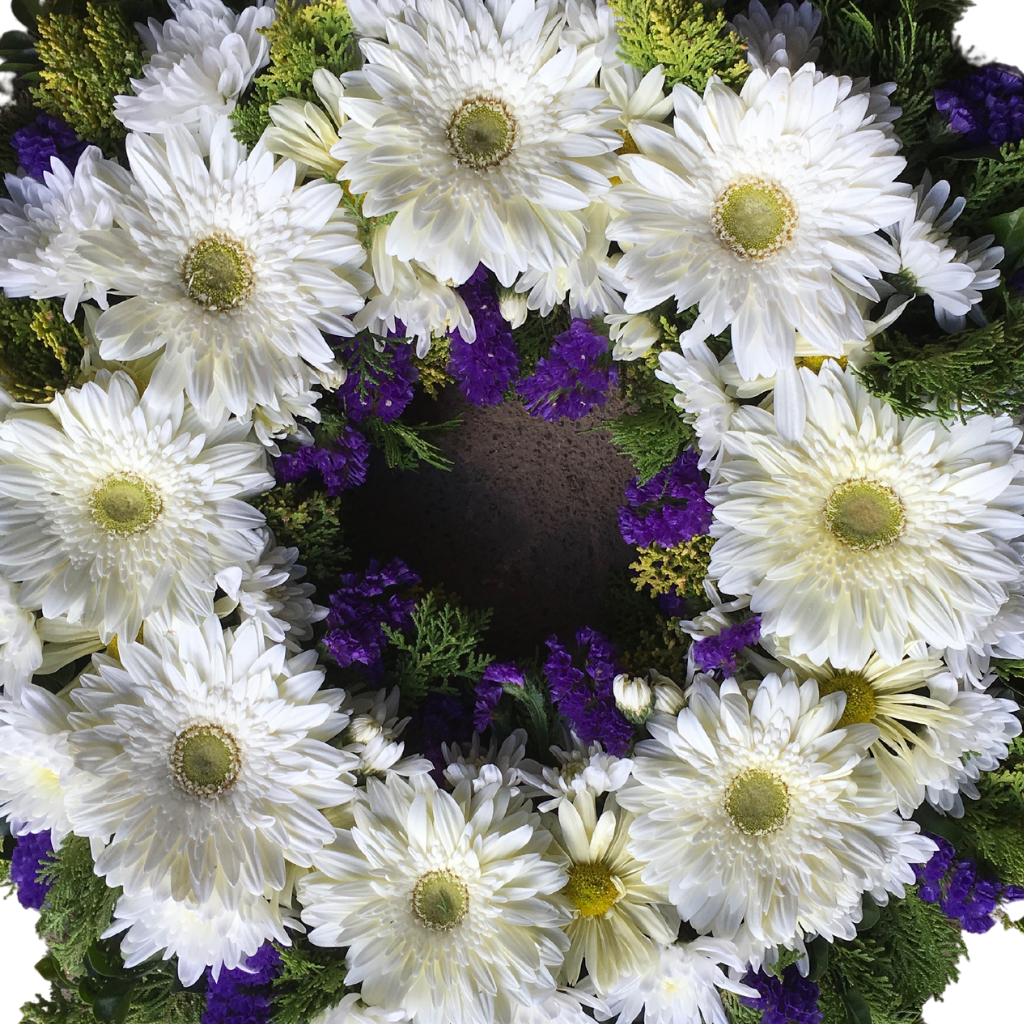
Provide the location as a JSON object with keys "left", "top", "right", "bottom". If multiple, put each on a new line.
{"left": 740, "top": 966, "right": 823, "bottom": 1024}
{"left": 916, "top": 834, "right": 1024, "bottom": 933}
{"left": 202, "top": 944, "right": 282, "bottom": 1024}
{"left": 935, "top": 63, "right": 1024, "bottom": 147}
{"left": 449, "top": 268, "right": 520, "bottom": 406}
{"left": 415, "top": 693, "right": 473, "bottom": 780}
{"left": 322, "top": 558, "right": 419, "bottom": 670}
{"left": 618, "top": 448, "right": 713, "bottom": 549}
{"left": 543, "top": 628, "right": 633, "bottom": 755}
{"left": 335, "top": 336, "right": 418, "bottom": 423}
{"left": 473, "top": 662, "right": 527, "bottom": 732}
{"left": 517, "top": 319, "right": 618, "bottom": 422}
{"left": 691, "top": 617, "right": 762, "bottom": 679}
{"left": 10, "top": 115, "right": 88, "bottom": 180}
{"left": 274, "top": 426, "right": 370, "bottom": 495}
{"left": 9, "top": 829, "right": 55, "bottom": 910}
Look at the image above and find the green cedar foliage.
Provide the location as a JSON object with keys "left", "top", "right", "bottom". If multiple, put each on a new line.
{"left": 722, "top": 991, "right": 762, "bottom": 1024}
{"left": 0, "top": 296, "right": 86, "bottom": 402}
{"left": 271, "top": 942, "right": 349, "bottom": 1024}
{"left": 512, "top": 304, "right": 573, "bottom": 376}
{"left": 364, "top": 416, "right": 462, "bottom": 472}
{"left": 603, "top": 403, "right": 695, "bottom": 484}
{"left": 958, "top": 144, "right": 1024, "bottom": 237}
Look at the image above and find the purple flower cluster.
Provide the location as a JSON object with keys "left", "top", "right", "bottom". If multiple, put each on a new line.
{"left": 473, "top": 662, "right": 527, "bottom": 732}
{"left": 449, "top": 268, "right": 520, "bottom": 406}
{"left": 336, "top": 337, "right": 418, "bottom": 423}
{"left": 935, "top": 64, "right": 1024, "bottom": 147}
{"left": 202, "top": 944, "right": 282, "bottom": 1024}
{"left": 691, "top": 617, "right": 762, "bottom": 679}
{"left": 543, "top": 628, "right": 633, "bottom": 755}
{"left": 415, "top": 693, "right": 473, "bottom": 780}
{"left": 517, "top": 319, "right": 618, "bottom": 422}
{"left": 322, "top": 558, "right": 419, "bottom": 670}
{"left": 274, "top": 426, "right": 370, "bottom": 495}
{"left": 618, "top": 449, "right": 713, "bottom": 549}
{"left": 916, "top": 835, "right": 1024, "bottom": 933}
{"left": 740, "top": 966, "right": 823, "bottom": 1024}
{"left": 9, "top": 830, "right": 55, "bottom": 910}
{"left": 11, "top": 115, "right": 88, "bottom": 180}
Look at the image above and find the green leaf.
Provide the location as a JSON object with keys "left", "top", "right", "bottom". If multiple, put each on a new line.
{"left": 989, "top": 207, "right": 1024, "bottom": 271}
{"left": 841, "top": 987, "right": 873, "bottom": 1024}
{"left": 858, "top": 895, "right": 882, "bottom": 932}
{"left": 91, "top": 989, "right": 133, "bottom": 1024}
{"left": 807, "top": 935, "right": 831, "bottom": 982}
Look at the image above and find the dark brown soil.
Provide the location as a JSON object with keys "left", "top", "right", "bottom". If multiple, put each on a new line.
{"left": 344, "top": 387, "right": 637, "bottom": 658}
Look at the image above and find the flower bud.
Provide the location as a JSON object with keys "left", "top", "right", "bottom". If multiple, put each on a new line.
{"left": 498, "top": 288, "right": 529, "bottom": 328}
{"left": 613, "top": 672, "right": 654, "bottom": 724}
{"left": 607, "top": 313, "right": 660, "bottom": 361}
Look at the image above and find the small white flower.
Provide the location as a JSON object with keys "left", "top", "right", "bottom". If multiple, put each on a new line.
{"left": 265, "top": 69, "right": 350, "bottom": 180}
{"left": 498, "top": 288, "right": 530, "bottom": 329}
{"left": 519, "top": 733, "right": 633, "bottom": 812}
{"left": 0, "top": 575, "right": 42, "bottom": 691}
{"left": 340, "top": 687, "right": 433, "bottom": 781}
{"left": 312, "top": 993, "right": 410, "bottom": 1024}
{"left": 607, "top": 313, "right": 660, "bottom": 362}
{"left": 651, "top": 673, "right": 686, "bottom": 716}
{"left": 443, "top": 729, "right": 532, "bottom": 791}
{"left": 731, "top": 1, "right": 822, "bottom": 72}
{"left": 612, "top": 673, "right": 654, "bottom": 724}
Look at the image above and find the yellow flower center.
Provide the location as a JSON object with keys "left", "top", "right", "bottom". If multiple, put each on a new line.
{"left": 183, "top": 235, "right": 254, "bottom": 310}
{"left": 794, "top": 354, "right": 849, "bottom": 373}
{"left": 726, "top": 769, "right": 790, "bottom": 835}
{"left": 824, "top": 479, "right": 906, "bottom": 550}
{"left": 817, "top": 672, "right": 878, "bottom": 728}
{"left": 713, "top": 179, "right": 796, "bottom": 260}
{"left": 412, "top": 870, "right": 470, "bottom": 929}
{"left": 616, "top": 128, "right": 640, "bottom": 155}
{"left": 447, "top": 98, "right": 516, "bottom": 168}
{"left": 170, "top": 723, "right": 241, "bottom": 798}
{"left": 563, "top": 862, "right": 621, "bottom": 917}
{"left": 90, "top": 474, "right": 162, "bottom": 536}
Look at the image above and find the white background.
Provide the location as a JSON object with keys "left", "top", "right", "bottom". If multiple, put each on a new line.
{"left": 2, "top": 0, "right": 1024, "bottom": 1021}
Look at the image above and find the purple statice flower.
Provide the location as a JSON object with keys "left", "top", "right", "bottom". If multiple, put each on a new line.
{"left": 322, "top": 558, "right": 419, "bottom": 670}
{"left": 274, "top": 426, "right": 370, "bottom": 495}
{"left": 202, "top": 944, "right": 282, "bottom": 1024}
{"left": 691, "top": 617, "right": 762, "bottom": 679}
{"left": 336, "top": 337, "right": 418, "bottom": 423}
{"left": 655, "top": 591, "right": 688, "bottom": 617}
{"left": 9, "top": 830, "right": 55, "bottom": 910}
{"left": 516, "top": 318, "right": 618, "bottom": 422}
{"left": 11, "top": 115, "right": 88, "bottom": 180}
{"left": 935, "top": 64, "right": 1024, "bottom": 147}
{"left": 449, "top": 267, "right": 520, "bottom": 407}
{"left": 473, "top": 662, "right": 526, "bottom": 732}
{"left": 1010, "top": 267, "right": 1024, "bottom": 296}
{"left": 618, "top": 449, "right": 713, "bottom": 549}
{"left": 415, "top": 693, "right": 473, "bottom": 781}
{"left": 543, "top": 628, "right": 633, "bottom": 755}
{"left": 741, "top": 966, "right": 823, "bottom": 1024}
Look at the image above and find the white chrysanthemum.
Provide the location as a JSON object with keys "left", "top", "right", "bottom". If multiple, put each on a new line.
{"left": 606, "top": 313, "right": 660, "bottom": 361}
{"left": 585, "top": 938, "right": 757, "bottom": 1024}
{"left": 519, "top": 732, "right": 633, "bottom": 811}
{"left": 708, "top": 365, "right": 1024, "bottom": 669}
{"left": 313, "top": 993, "right": 410, "bottom": 1024}
{"left": 0, "top": 371, "right": 271, "bottom": 642}
{"left": 339, "top": 686, "right": 432, "bottom": 780}
{"left": 66, "top": 617, "right": 358, "bottom": 907}
{"left": 0, "top": 575, "right": 42, "bottom": 691}
{"left": 104, "top": 884, "right": 293, "bottom": 986}
{"left": 608, "top": 67, "right": 912, "bottom": 380}
{"left": 0, "top": 148, "right": 133, "bottom": 319}
{"left": 882, "top": 175, "right": 1003, "bottom": 332}
{"left": 332, "top": 0, "right": 621, "bottom": 287}
{"left": 299, "top": 774, "right": 570, "bottom": 1024}
{"left": 443, "top": 729, "right": 532, "bottom": 791}
{"left": 618, "top": 674, "right": 935, "bottom": 966}
{"left": 114, "top": 0, "right": 273, "bottom": 134}
{"left": 216, "top": 531, "right": 327, "bottom": 652}
{"left": 83, "top": 119, "right": 371, "bottom": 425}
{"left": 513, "top": 990, "right": 596, "bottom": 1024}
{"left": 731, "top": 1, "right": 822, "bottom": 72}
{"left": 0, "top": 681, "right": 79, "bottom": 843}
{"left": 552, "top": 791, "right": 675, "bottom": 992}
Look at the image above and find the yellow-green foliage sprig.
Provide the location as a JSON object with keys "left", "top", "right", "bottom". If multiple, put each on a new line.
{"left": 630, "top": 535, "right": 715, "bottom": 600}
{"left": 32, "top": 2, "right": 144, "bottom": 150}
{"left": 413, "top": 337, "right": 454, "bottom": 397}
{"left": 609, "top": 0, "right": 749, "bottom": 92}
{"left": 0, "top": 296, "right": 85, "bottom": 402}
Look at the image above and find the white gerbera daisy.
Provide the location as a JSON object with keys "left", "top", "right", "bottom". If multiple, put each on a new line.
{"left": 104, "top": 883, "right": 293, "bottom": 986}
{"left": 312, "top": 993, "right": 410, "bottom": 1024}
{"left": 513, "top": 990, "right": 596, "bottom": 1024}
{"left": 618, "top": 674, "right": 935, "bottom": 966}
{"left": 66, "top": 617, "right": 357, "bottom": 907}
{"left": 552, "top": 791, "right": 676, "bottom": 992}
{"left": 708, "top": 364, "right": 1024, "bottom": 669}
{"left": 608, "top": 66, "right": 912, "bottom": 379}
{"left": 731, "top": 1, "right": 822, "bottom": 73}
{"left": 0, "top": 148, "right": 133, "bottom": 320}
{"left": 0, "top": 681, "right": 79, "bottom": 843}
{"left": 332, "top": 0, "right": 621, "bottom": 287}
{"left": 83, "top": 119, "right": 371, "bottom": 425}
{"left": 0, "top": 575, "right": 42, "bottom": 691}
{"left": 519, "top": 732, "right": 633, "bottom": 811}
{"left": 298, "top": 774, "right": 570, "bottom": 1024}
{"left": 0, "top": 371, "right": 271, "bottom": 643}
{"left": 586, "top": 938, "right": 757, "bottom": 1024}
{"left": 339, "top": 686, "right": 433, "bottom": 780}
{"left": 265, "top": 69, "right": 349, "bottom": 180}
{"left": 114, "top": 0, "right": 273, "bottom": 135}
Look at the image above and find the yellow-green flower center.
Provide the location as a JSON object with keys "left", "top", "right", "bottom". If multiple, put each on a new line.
{"left": 183, "top": 235, "right": 254, "bottom": 310}
{"left": 447, "top": 98, "right": 516, "bottom": 168}
{"left": 817, "top": 672, "right": 878, "bottom": 728}
{"left": 90, "top": 474, "right": 163, "bottom": 536}
{"left": 412, "top": 870, "right": 469, "bottom": 929}
{"left": 824, "top": 479, "right": 905, "bottom": 550}
{"left": 616, "top": 128, "right": 640, "bottom": 155}
{"left": 563, "top": 862, "right": 621, "bottom": 917}
{"left": 171, "top": 723, "right": 241, "bottom": 798}
{"left": 726, "top": 769, "right": 790, "bottom": 835}
{"left": 713, "top": 179, "right": 796, "bottom": 259}
{"left": 794, "top": 354, "right": 849, "bottom": 373}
